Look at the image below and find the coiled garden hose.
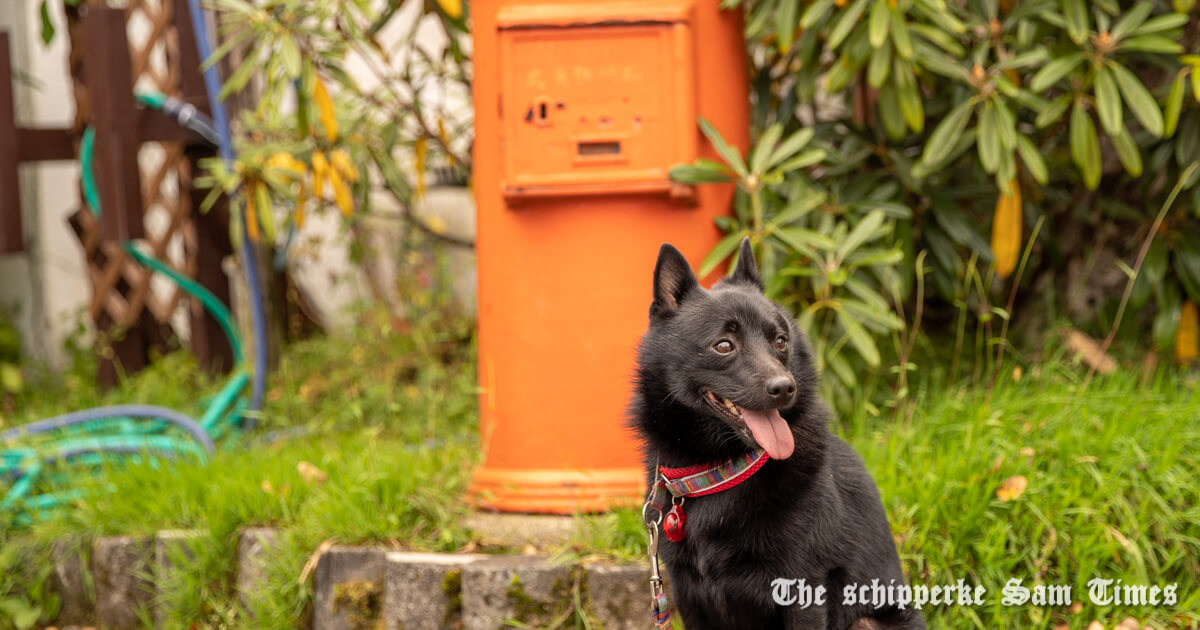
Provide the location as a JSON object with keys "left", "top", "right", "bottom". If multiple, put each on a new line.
{"left": 1, "top": 23, "right": 272, "bottom": 519}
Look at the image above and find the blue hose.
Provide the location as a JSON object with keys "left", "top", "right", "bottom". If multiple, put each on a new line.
{"left": 0, "top": 405, "right": 215, "bottom": 454}
{"left": 185, "top": 0, "right": 268, "bottom": 428}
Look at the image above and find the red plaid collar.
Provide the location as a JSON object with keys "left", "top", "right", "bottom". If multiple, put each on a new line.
{"left": 649, "top": 448, "right": 769, "bottom": 509}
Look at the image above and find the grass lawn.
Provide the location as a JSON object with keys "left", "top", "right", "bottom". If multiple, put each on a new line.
{"left": 1, "top": 315, "right": 1197, "bottom": 629}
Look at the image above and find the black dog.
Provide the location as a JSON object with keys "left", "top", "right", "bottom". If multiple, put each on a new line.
{"left": 631, "top": 238, "right": 925, "bottom": 630}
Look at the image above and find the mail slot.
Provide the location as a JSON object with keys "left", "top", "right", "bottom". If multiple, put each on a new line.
{"left": 469, "top": 0, "right": 748, "bottom": 513}
{"left": 496, "top": 3, "right": 698, "bottom": 199}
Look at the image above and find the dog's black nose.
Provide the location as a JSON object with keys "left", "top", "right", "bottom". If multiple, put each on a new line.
{"left": 766, "top": 376, "right": 796, "bottom": 403}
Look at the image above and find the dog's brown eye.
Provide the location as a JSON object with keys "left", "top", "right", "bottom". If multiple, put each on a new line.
{"left": 714, "top": 340, "right": 734, "bottom": 354}
{"left": 774, "top": 336, "right": 788, "bottom": 352}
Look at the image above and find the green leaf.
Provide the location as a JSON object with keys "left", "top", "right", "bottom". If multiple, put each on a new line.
{"left": 878, "top": 83, "right": 908, "bottom": 140}
{"left": 1119, "top": 35, "right": 1183, "bottom": 53}
{"left": 978, "top": 101, "right": 1001, "bottom": 173}
{"left": 836, "top": 306, "right": 881, "bottom": 366}
{"left": 219, "top": 54, "right": 259, "bottom": 101}
{"left": 769, "top": 192, "right": 826, "bottom": 227}
{"left": 1175, "top": 241, "right": 1200, "bottom": 303}
{"left": 766, "top": 128, "right": 815, "bottom": 168}
{"left": 750, "top": 123, "right": 784, "bottom": 174}
{"left": 698, "top": 118, "right": 747, "bottom": 176}
{"left": 838, "top": 209, "right": 887, "bottom": 260}
{"left": 1110, "top": 1, "right": 1154, "bottom": 39}
{"left": 919, "top": 98, "right": 974, "bottom": 167}
{"left": 894, "top": 61, "right": 924, "bottom": 133}
{"left": 39, "top": 1, "right": 55, "bottom": 45}
{"left": 842, "top": 298, "right": 904, "bottom": 331}
{"left": 994, "top": 47, "right": 1049, "bottom": 71}
{"left": 801, "top": 0, "right": 836, "bottom": 29}
{"left": 824, "top": 54, "right": 861, "bottom": 93}
{"left": 1030, "top": 53, "right": 1084, "bottom": 92}
{"left": 845, "top": 246, "right": 905, "bottom": 268}
{"left": 1144, "top": 239, "right": 1168, "bottom": 285}
{"left": 774, "top": 226, "right": 838, "bottom": 253}
{"left": 1070, "top": 101, "right": 1101, "bottom": 189}
{"left": 826, "top": 348, "right": 857, "bottom": 387}
{"left": 1165, "top": 70, "right": 1187, "bottom": 137}
{"left": 828, "top": 0, "right": 870, "bottom": 49}
{"left": 890, "top": 7, "right": 913, "bottom": 59}
{"left": 931, "top": 200, "right": 991, "bottom": 258}
{"left": 1036, "top": 94, "right": 1073, "bottom": 128}
{"left": 699, "top": 231, "right": 747, "bottom": 277}
{"left": 1062, "top": 0, "right": 1089, "bottom": 44}
{"left": 1128, "top": 13, "right": 1189, "bottom": 37}
{"left": 912, "top": 41, "right": 965, "bottom": 81}
{"left": 775, "top": 0, "right": 801, "bottom": 52}
{"left": 773, "top": 148, "right": 826, "bottom": 172}
{"left": 1093, "top": 65, "right": 1123, "bottom": 136}
{"left": 845, "top": 275, "right": 893, "bottom": 312}
{"left": 868, "top": 44, "right": 893, "bottom": 88}
{"left": 909, "top": 23, "right": 965, "bottom": 57}
{"left": 280, "top": 34, "right": 302, "bottom": 79}
{"left": 669, "top": 163, "right": 733, "bottom": 184}
{"left": 994, "top": 99, "right": 1017, "bottom": 150}
{"left": 1111, "top": 62, "right": 1164, "bottom": 137}
{"left": 1151, "top": 287, "right": 1181, "bottom": 351}
{"left": 1111, "top": 127, "right": 1143, "bottom": 177}
{"left": 869, "top": 0, "right": 891, "bottom": 48}
{"left": 1015, "top": 134, "right": 1049, "bottom": 185}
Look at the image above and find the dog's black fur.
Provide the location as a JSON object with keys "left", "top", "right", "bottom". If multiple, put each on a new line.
{"left": 631, "top": 239, "right": 926, "bottom": 630}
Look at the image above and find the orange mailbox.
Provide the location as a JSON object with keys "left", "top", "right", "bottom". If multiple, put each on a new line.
{"left": 469, "top": 0, "right": 749, "bottom": 513}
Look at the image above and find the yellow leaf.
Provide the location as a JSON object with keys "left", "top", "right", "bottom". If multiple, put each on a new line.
{"left": 267, "top": 152, "right": 306, "bottom": 178}
{"left": 1065, "top": 328, "right": 1117, "bottom": 374}
{"left": 297, "top": 461, "right": 328, "bottom": 484}
{"left": 244, "top": 183, "right": 260, "bottom": 242}
{"left": 312, "top": 77, "right": 338, "bottom": 142}
{"left": 436, "top": 0, "right": 462, "bottom": 19}
{"left": 295, "top": 183, "right": 307, "bottom": 228}
{"left": 329, "top": 168, "right": 353, "bottom": 216}
{"left": 437, "top": 116, "right": 455, "bottom": 167}
{"left": 311, "top": 151, "right": 328, "bottom": 200}
{"left": 991, "top": 178, "right": 1022, "bottom": 278}
{"left": 330, "top": 148, "right": 358, "bottom": 183}
{"left": 427, "top": 215, "right": 448, "bottom": 235}
{"left": 1177, "top": 300, "right": 1199, "bottom": 365}
{"left": 414, "top": 137, "right": 428, "bottom": 200}
{"left": 996, "top": 475, "right": 1028, "bottom": 502}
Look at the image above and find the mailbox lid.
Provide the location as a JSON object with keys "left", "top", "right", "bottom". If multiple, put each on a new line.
{"left": 497, "top": 2, "right": 697, "bottom": 199}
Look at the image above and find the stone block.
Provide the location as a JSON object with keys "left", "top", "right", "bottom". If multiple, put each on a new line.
{"left": 461, "top": 556, "right": 574, "bottom": 630}
{"left": 383, "top": 552, "right": 485, "bottom": 630}
{"left": 92, "top": 535, "right": 153, "bottom": 629}
{"left": 584, "top": 562, "right": 650, "bottom": 630}
{"left": 235, "top": 526, "right": 281, "bottom": 614}
{"left": 313, "top": 545, "right": 387, "bottom": 630}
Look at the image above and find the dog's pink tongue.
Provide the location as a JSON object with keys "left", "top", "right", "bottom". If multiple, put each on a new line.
{"left": 741, "top": 408, "right": 794, "bottom": 460}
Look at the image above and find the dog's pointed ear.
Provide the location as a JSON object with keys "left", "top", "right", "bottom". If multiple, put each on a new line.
{"left": 728, "top": 237, "right": 763, "bottom": 289}
{"left": 651, "top": 243, "right": 698, "bottom": 318}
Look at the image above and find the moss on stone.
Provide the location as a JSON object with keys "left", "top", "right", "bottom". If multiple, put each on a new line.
{"left": 332, "top": 579, "right": 382, "bottom": 630}
{"left": 440, "top": 567, "right": 463, "bottom": 626}
{"left": 503, "top": 565, "right": 592, "bottom": 626}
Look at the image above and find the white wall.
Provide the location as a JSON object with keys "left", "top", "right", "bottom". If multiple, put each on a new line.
{"left": 0, "top": 0, "right": 89, "bottom": 369}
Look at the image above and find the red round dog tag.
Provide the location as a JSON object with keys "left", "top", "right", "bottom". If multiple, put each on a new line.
{"left": 664, "top": 504, "right": 687, "bottom": 542}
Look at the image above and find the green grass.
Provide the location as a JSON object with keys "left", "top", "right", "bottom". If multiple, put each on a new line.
{"left": 2, "top": 316, "right": 1199, "bottom": 629}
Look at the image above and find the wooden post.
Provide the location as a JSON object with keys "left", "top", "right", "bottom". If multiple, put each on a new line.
{"left": 0, "top": 32, "right": 23, "bottom": 254}
{"left": 83, "top": 7, "right": 144, "bottom": 241}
